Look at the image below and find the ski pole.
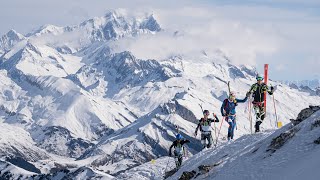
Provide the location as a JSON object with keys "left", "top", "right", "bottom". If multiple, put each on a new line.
{"left": 215, "top": 116, "right": 225, "bottom": 146}
{"left": 212, "top": 113, "right": 218, "bottom": 147}
{"left": 213, "top": 113, "right": 217, "bottom": 144}
{"left": 248, "top": 97, "right": 253, "bottom": 134}
{"left": 272, "top": 94, "right": 278, "bottom": 128}
{"left": 199, "top": 103, "right": 204, "bottom": 113}
{"left": 227, "top": 81, "right": 231, "bottom": 95}
{"left": 175, "top": 124, "right": 180, "bottom": 134}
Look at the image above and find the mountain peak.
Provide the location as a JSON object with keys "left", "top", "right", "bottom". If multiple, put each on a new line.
{"left": 6, "top": 29, "right": 22, "bottom": 38}
{"left": 0, "top": 29, "right": 25, "bottom": 54}
{"left": 140, "top": 14, "right": 161, "bottom": 32}
{"left": 2, "top": 29, "right": 25, "bottom": 40}
{"left": 104, "top": 9, "right": 128, "bottom": 19}
{"left": 26, "top": 24, "right": 64, "bottom": 37}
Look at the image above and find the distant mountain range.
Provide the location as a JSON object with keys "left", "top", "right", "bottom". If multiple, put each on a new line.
{"left": 280, "top": 79, "right": 320, "bottom": 90}
{"left": 0, "top": 9, "right": 319, "bottom": 179}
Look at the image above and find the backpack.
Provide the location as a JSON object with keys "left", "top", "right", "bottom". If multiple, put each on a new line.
{"left": 175, "top": 142, "right": 184, "bottom": 155}
{"left": 223, "top": 99, "right": 237, "bottom": 111}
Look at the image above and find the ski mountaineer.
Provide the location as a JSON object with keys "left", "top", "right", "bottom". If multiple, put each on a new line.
{"left": 246, "top": 75, "right": 276, "bottom": 132}
{"left": 169, "top": 134, "right": 190, "bottom": 169}
{"left": 221, "top": 92, "right": 247, "bottom": 141}
{"left": 194, "top": 110, "right": 219, "bottom": 149}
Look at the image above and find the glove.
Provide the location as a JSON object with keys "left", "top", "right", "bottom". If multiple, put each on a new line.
{"left": 246, "top": 92, "right": 251, "bottom": 97}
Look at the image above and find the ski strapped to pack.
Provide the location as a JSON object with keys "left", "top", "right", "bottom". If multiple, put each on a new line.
{"left": 264, "top": 64, "right": 268, "bottom": 116}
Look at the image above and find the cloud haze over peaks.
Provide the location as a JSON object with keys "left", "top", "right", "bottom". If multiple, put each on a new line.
{"left": 111, "top": 12, "right": 279, "bottom": 66}
{"left": 0, "top": 0, "right": 319, "bottom": 80}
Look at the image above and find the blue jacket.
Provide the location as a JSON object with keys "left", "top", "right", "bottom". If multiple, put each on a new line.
{"left": 221, "top": 97, "right": 247, "bottom": 116}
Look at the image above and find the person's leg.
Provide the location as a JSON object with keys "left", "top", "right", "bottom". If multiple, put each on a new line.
{"left": 201, "top": 134, "right": 206, "bottom": 149}
{"left": 231, "top": 117, "right": 236, "bottom": 139}
{"left": 253, "top": 104, "right": 261, "bottom": 120}
{"left": 207, "top": 133, "right": 213, "bottom": 148}
{"left": 178, "top": 155, "right": 183, "bottom": 168}
{"left": 254, "top": 105, "right": 262, "bottom": 132}
{"left": 174, "top": 151, "right": 180, "bottom": 168}
{"left": 227, "top": 118, "right": 233, "bottom": 140}
{"left": 260, "top": 104, "right": 265, "bottom": 120}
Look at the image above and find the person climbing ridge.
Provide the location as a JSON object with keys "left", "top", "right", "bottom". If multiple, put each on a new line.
{"left": 169, "top": 134, "right": 190, "bottom": 169}
{"left": 246, "top": 75, "right": 276, "bottom": 132}
{"left": 194, "top": 110, "right": 219, "bottom": 149}
{"left": 221, "top": 91, "right": 247, "bottom": 141}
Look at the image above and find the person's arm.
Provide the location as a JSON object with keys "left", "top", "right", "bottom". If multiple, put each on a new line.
{"left": 195, "top": 123, "right": 200, "bottom": 135}
{"left": 246, "top": 84, "right": 256, "bottom": 97}
{"left": 214, "top": 113, "right": 220, "bottom": 122}
{"left": 169, "top": 142, "right": 175, "bottom": 156}
{"left": 210, "top": 114, "right": 219, "bottom": 122}
{"left": 236, "top": 96, "right": 248, "bottom": 103}
{"left": 264, "top": 84, "right": 275, "bottom": 95}
{"left": 221, "top": 100, "right": 226, "bottom": 116}
{"left": 182, "top": 139, "right": 190, "bottom": 144}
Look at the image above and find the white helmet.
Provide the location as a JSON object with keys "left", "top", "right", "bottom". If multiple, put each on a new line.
{"left": 229, "top": 91, "right": 236, "bottom": 99}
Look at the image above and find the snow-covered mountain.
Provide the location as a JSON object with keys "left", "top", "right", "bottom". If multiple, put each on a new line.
{"left": 0, "top": 9, "right": 319, "bottom": 179}
{"left": 0, "top": 30, "right": 25, "bottom": 56}
{"left": 288, "top": 83, "right": 320, "bottom": 97}
{"left": 283, "top": 79, "right": 320, "bottom": 91}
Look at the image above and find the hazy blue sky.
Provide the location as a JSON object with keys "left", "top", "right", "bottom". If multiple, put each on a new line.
{"left": 1, "top": 0, "right": 319, "bottom": 81}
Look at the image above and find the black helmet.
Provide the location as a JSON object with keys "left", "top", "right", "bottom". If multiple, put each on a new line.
{"left": 203, "top": 110, "right": 209, "bottom": 115}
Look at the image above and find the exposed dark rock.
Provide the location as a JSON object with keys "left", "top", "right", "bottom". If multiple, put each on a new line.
{"left": 172, "top": 160, "right": 224, "bottom": 180}
{"left": 179, "top": 170, "right": 196, "bottom": 180}
{"left": 314, "top": 137, "right": 320, "bottom": 144}
{"left": 50, "top": 162, "right": 77, "bottom": 174}
{"left": 228, "top": 65, "right": 245, "bottom": 79}
{"left": 290, "top": 106, "right": 320, "bottom": 125}
{"left": 5, "top": 156, "right": 41, "bottom": 174}
{"left": 164, "top": 168, "right": 179, "bottom": 179}
{"left": 268, "top": 128, "right": 298, "bottom": 151}
{"left": 38, "top": 126, "right": 94, "bottom": 158}
{"left": 241, "top": 66, "right": 257, "bottom": 77}
{"left": 311, "top": 119, "right": 320, "bottom": 130}
{"left": 56, "top": 45, "right": 73, "bottom": 54}
{"left": 1, "top": 171, "right": 13, "bottom": 180}
{"left": 161, "top": 100, "right": 197, "bottom": 123}
{"left": 198, "top": 165, "right": 213, "bottom": 174}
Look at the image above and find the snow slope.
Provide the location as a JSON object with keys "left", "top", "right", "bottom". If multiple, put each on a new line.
{"left": 0, "top": 123, "right": 49, "bottom": 161}
{"left": 167, "top": 106, "right": 320, "bottom": 180}
{"left": 77, "top": 51, "right": 320, "bottom": 175}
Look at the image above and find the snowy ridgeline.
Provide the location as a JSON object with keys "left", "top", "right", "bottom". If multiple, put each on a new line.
{"left": 122, "top": 106, "right": 320, "bottom": 180}
{"left": 0, "top": 9, "right": 320, "bottom": 179}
